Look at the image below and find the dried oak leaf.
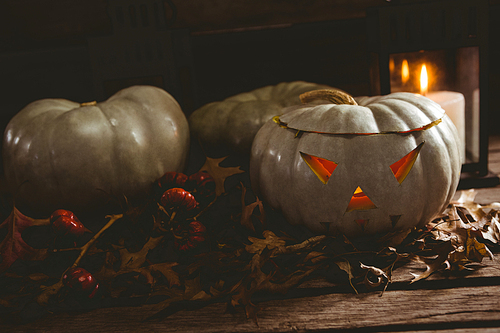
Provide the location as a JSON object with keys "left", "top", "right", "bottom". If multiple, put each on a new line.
{"left": 410, "top": 240, "right": 454, "bottom": 283}
{"left": 464, "top": 229, "right": 493, "bottom": 262}
{"left": 453, "top": 190, "right": 500, "bottom": 244}
{"left": 229, "top": 247, "right": 319, "bottom": 324}
{"left": 429, "top": 206, "right": 469, "bottom": 247}
{"left": 0, "top": 207, "right": 50, "bottom": 273}
{"left": 117, "top": 235, "right": 164, "bottom": 271}
{"left": 360, "top": 263, "right": 388, "bottom": 289}
{"left": 334, "top": 260, "right": 358, "bottom": 293}
{"left": 454, "top": 189, "right": 485, "bottom": 221}
{"left": 454, "top": 189, "right": 500, "bottom": 240}
{"left": 447, "top": 231, "right": 492, "bottom": 271}
{"left": 147, "top": 275, "right": 205, "bottom": 321}
{"left": 95, "top": 236, "right": 166, "bottom": 288}
{"left": 482, "top": 214, "right": 500, "bottom": 244}
{"left": 228, "top": 250, "right": 274, "bottom": 324}
{"left": 239, "top": 183, "right": 265, "bottom": 232}
{"left": 199, "top": 156, "right": 244, "bottom": 197}
{"left": 246, "top": 231, "right": 286, "bottom": 254}
{"left": 147, "top": 262, "right": 180, "bottom": 287}
{"left": 304, "top": 251, "right": 328, "bottom": 263}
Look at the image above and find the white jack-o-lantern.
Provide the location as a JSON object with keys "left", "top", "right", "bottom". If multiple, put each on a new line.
{"left": 250, "top": 90, "right": 462, "bottom": 237}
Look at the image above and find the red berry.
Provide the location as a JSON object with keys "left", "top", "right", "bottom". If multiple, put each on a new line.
{"left": 50, "top": 209, "right": 79, "bottom": 224}
{"left": 188, "top": 171, "right": 216, "bottom": 199}
{"left": 174, "top": 221, "right": 206, "bottom": 251}
{"left": 53, "top": 216, "right": 85, "bottom": 237}
{"left": 62, "top": 267, "right": 99, "bottom": 298}
{"left": 156, "top": 172, "right": 188, "bottom": 190}
{"left": 161, "top": 188, "right": 198, "bottom": 211}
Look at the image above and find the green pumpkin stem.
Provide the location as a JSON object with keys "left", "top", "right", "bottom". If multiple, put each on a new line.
{"left": 300, "top": 89, "right": 357, "bottom": 106}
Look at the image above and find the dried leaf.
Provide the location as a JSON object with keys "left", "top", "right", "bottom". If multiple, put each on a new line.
{"left": 335, "top": 260, "right": 358, "bottom": 293}
{"left": 199, "top": 156, "right": 244, "bottom": 196}
{"left": 465, "top": 230, "right": 493, "bottom": 262}
{"left": 118, "top": 236, "right": 163, "bottom": 271}
{"left": 228, "top": 251, "right": 273, "bottom": 324}
{"left": 304, "top": 251, "right": 327, "bottom": 263}
{"left": 29, "top": 272, "right": 50, "bottom": 281}
{"left": 239, "top": 183, "right": 265, "bottom": 232}
{"left": 246, "top": 231, "right": 285, "bottom": 254}
{"left": 37, "top": 281, "right": 64, "bottom": 305}
{"left": 482, "top": 214, "right": 500, "bottom": 244}
{"left": 148, "top": 262, "right": 180, "bottom": 287}
{"left": 377, "top": 228, "right": 413, "bottom": 247}
{"left": 184, "top": 276, "right": 203, "bottom": 297}
{"left": 94, "top": 251, "right": 119, "bottom": 280}
{"left": 430, "top": 206, "right": 468, "bottom": 246}
{"left": 410, "top": 241, "right": 454, "bottom": 283}
{"left": 147, "top": 275, "right": 205, "bottom": 321}
{"left": 191, "top": 290, "right": 212, "bottom": 301}
{"left": 454, "top": 189, "right": 497, "bottom": 230}
{"left": 0, "top": 207, "right": 50, "bottom": 273}
{"left": 360, "top": 262, "right": 388, "bottom": 289}
{"left": 276, "top": 235, "right": 327, "bottom": 256}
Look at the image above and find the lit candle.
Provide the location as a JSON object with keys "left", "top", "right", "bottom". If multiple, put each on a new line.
{"left": 402, "top": 60, "right": 410, "bottom": 85}
{"left": 419, "top": 64, "right": 465, "bottom": 162}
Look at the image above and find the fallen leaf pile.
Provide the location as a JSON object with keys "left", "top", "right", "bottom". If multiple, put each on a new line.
{"left": 0, "top": 159, "right": 498, "bottom": 324}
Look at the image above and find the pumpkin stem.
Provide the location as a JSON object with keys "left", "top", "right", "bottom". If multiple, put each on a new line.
{"left": 299, "top": 89, "right": 357, "bottom": 106}
{"left": 81, "top": 101, "right": 97, "bottom": 107}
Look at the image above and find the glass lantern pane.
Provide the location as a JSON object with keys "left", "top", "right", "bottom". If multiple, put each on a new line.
{"left": 388, "top": 47, "right": 480, "bottom": 165}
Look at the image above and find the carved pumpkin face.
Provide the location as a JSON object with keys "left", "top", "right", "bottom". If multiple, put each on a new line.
{"left": 250, "top": 90, "right": 461, "bottom": 237}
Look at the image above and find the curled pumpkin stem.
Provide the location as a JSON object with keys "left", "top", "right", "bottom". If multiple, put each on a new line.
{"left": 300, "top": 89, "right": 358, "bottom": 106}
{"left": 80, "top": 101, "right": 97, "bottom": 106}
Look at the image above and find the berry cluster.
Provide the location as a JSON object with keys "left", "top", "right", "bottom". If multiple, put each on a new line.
{"left": 153, "top": 171, "right": 215, "bottom": 251}
{"left": 42, "top": 170, "right": 216, "bottom": 302}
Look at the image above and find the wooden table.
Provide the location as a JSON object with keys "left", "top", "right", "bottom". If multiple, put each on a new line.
{"left": 2, "top": 138, "right": 500, "bottom": 332}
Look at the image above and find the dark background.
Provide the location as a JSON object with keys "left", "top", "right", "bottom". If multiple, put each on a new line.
{"left": 0, "top": 0, "right": 499, "bottom": 134}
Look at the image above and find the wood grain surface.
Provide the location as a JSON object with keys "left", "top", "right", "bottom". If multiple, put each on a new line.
{"left": 1, "top": 258, "right": 499, "bottom": 332}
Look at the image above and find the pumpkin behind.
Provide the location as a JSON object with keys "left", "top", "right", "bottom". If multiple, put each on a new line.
{"left": 188, "top": 81, "right": 336, "bottom": 156}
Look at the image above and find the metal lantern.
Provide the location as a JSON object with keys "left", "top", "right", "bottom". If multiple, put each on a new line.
{"left": 367, "top": 0, "right": 498, "bottom": 189}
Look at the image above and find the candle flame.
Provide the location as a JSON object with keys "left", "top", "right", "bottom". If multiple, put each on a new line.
{"left": 401, "top": 59, "right": 409, "bottom": 84}
{"left": 420, "top": 64, "right": 428, "bottom": 96}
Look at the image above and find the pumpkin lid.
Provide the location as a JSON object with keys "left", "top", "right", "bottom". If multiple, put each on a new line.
{"left": 275, "top": 91, "right": 445, "bottom": 135}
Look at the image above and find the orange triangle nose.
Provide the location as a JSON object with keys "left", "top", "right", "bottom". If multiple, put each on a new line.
{"left": 346, "top": 186, "right": 377, "bottom": 213}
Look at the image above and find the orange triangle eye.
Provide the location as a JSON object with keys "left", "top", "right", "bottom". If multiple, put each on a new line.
{"left": 300, "top": 152, "right": 338, "bottom": 184}
{"left": 390, "top": 142, "right": 424, "bottom": 184}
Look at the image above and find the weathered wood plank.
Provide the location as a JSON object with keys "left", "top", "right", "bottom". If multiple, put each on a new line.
{"left": 1, "top": 257, "right": 499, "bottom": 332}
{"left": 2, "top": 282, "right": 499, "bottom": 332}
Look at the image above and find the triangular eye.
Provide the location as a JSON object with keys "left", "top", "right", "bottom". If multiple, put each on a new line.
{"left": 300, "top": 152, "right": 338, "bottom": 184}
{"left": 390, "top": 142, "right": 424, "bottom": 184}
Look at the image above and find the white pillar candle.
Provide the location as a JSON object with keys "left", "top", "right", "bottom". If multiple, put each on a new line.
{"left": 426, "top": 91, "right": 466, "bottom": 163}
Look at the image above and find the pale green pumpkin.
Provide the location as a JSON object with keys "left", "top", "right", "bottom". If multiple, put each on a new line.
{"left": 250, "top": 90, "right": 461, "bottom": 237}
{"left": 3, "top": 85, "right": 190, "bottom": 216}
{"left": 188, "top": 81, "right": 335, "bottom": 155}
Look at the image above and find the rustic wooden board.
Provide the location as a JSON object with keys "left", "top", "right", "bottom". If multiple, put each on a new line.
{"left": 2, "top": 258, "right": 499, "bottom": 332}
{"left": 2, "top": 282, "right": 499, "bottom": 332}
